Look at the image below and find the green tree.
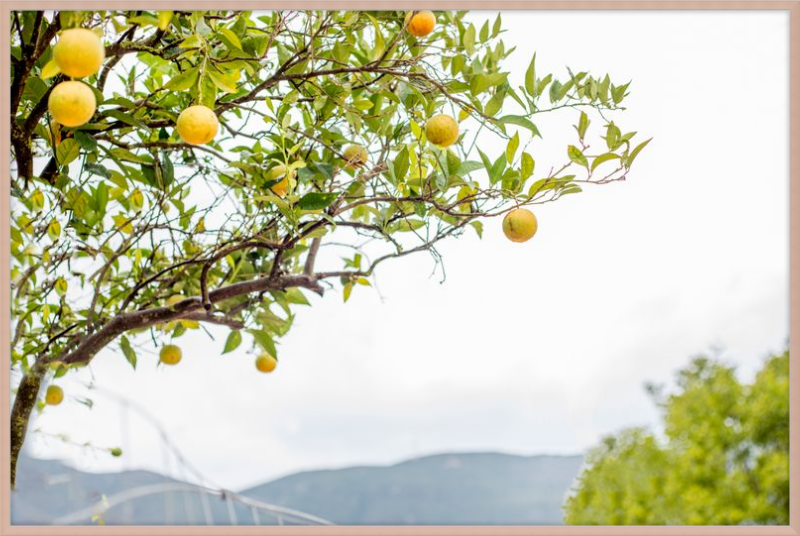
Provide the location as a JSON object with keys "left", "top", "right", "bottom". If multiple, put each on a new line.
{"left": 564, "top": 349, "right": 790, "bottom": 525}
{"left": 10, "top": 10, "right": 649, "bottom": 487}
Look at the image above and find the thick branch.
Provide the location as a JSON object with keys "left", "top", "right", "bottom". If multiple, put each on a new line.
{"left": 179, "top": 312, "right": 245, "bottom": 330}
{"left": 60, "top": 274, "right": 323, "bottom": 366}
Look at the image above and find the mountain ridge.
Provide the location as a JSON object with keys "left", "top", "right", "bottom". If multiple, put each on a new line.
{"left": 12, "top": 451, "right": 584, "bottom": 525}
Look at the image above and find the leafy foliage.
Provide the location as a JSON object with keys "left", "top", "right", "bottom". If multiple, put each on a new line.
{"left": 564, "top": 350, "right": 790, "bottom": 525}
{"left": 9, "top": 9, "right": 647, "bottom": 485}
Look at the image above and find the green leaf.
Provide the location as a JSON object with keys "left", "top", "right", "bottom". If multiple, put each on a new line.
{"left": 528, "top": 178, "right": 548, "bottom": 197}
{"left": 499, "top": 115, "right": 541, "bottom": 137}
{"left": 54, "top": 277, "right": 68, "bottom": 296}
{"left": 30, "top": 189, "right": 44, "bottom": 211}
{"left": 463, "top": 24, "right": 476, "bottom": 54}
{"left": 557, "top": 79, "right": 574, "bottom": 101}
{"left": 524, "top": 53, "right": 536, "bottom": 96}
{"left": 393, "top": 146, "right": 410, "bottom": 182}
{"left": 207, "top": 69, "right": 237, "bottom": 93}
{"left": 23, "top": 77, "right": 48, "bottom": 102}
{"left": 470, "top": 220, "right": 483, "bottom": 238}
{"left": 537, "top": 74, "right": 553, "bottom": 97}
{"left": 568, "top": 145, "right": 589, "bottom": 167}
{"left": 103, "top": 109, "right": 146, "bottom": 129}
{"left": 110, "top": 148, "right": 151, "bottom": 164}
{"left": 157, "top": 11, "right": 173, "bottom": 30}
{"left": 549, "top": 80, "right": 563, "bottom": 103}
{"left": 612, "top": 81, "right": 631, "bottom": 104}
{"left": 477, "top": 148, "right": 493, "bottom": 177}
{"left": 598, "top": 74, "right": 611, "bottom": 103}
{"left": 489, "top": 154, "right": 506, "bottom": 184}
{"left": 626, "top": 138, "right": 652, "bottom": 168}
{"left": 56, "top": 139, "right": 80, "bottom": 166}
{"left": 41, "top": 59, "right": 60, "bottom": 79}
{"left": 222, "top": 330, "right": 242, "bottom": 354}
{"left": 606, "top": 123, "right": 621, "bottom": 150}
{"left": 591, "top": 153, "right": 621, "bottom": 172}
{"left": 484, "top": 88, "right": 506, "bottom": 117}
{"left": 219, "top": 27, "right": 242, "bottom": 50}
{"left": 120, "top": 336, "right": 137, "bottom": 369}
{"left": 160, "top": 152, "right": 174, "bottom": 186}
{"left": 298, "top": 192, "right": 339, "bottom": 210}
{"left": 165, "top": 67, "right": 199, "bottom": 91}
{"left": 47, "top": 219, "right": 61, "bottom": 241}
{"left": 506, "top": 132, "right": 519, "bottom": 164}
{"left": 479, "top": 20, "right": 489, "bottom": 42}
{"left": 199, "top": 73, "right": 218, "bottom": 109}
{"left": 74, "top": 131, "right": 97, "bottom": 152}
{"left": 248, "top": 329, "right": 277, "bottom": 356}
{"left": 521, "top": 152, "right": 535, "bottom": 180}
{"left": 577, "top": 112, "right": 590, "bottom": 141}
{"left": 343, "top": 282, "right": 353, "bottom": 303}
{"left": 560, "top": 185, "right": 583, "bottom": 195}
{"left": 492, "top": 13, "right": 502, "bottom": 37}
{"left": 458, "top": 161, "right": 483, "bottom": 175}
{"left": 366, "top": 14, "right": 385, "bottom": 61}
{"left": 470, "top": 73, "right": 508, "bottom": 96}
{"left": 388, "top": 219, "right": 425, "bottom": 233}
{"left": 283, "top": 288, "right": 310, "bottom": 306}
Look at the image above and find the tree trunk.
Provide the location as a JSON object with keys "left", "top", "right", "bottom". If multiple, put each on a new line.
{"left": 10, "top": 367, "right": 44, "bottom": 490}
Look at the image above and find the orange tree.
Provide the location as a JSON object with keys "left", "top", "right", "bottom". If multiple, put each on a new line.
{"left": 9, "top": 9, "right": 649, "bottom": 486}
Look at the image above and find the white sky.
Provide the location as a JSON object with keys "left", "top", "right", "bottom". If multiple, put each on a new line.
{"left": 23, "top": 10, "right": 789, "bottom": 491}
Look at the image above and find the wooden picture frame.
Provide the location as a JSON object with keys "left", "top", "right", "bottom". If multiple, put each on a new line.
{"left": 2, "top": 2, "right": 798, "bottom": 535}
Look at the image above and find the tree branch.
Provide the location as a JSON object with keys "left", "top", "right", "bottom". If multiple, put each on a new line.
{"left": 59, "top": 274, "right": 323, "bottom": 366}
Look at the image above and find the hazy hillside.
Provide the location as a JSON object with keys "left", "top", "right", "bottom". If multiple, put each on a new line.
{"left": 244, "top": 452, "right": 583, "bottom": 525}
{"left": 11, "top": 453, "right": 243, "bottom": 525}
{"left": 12, "top": 451, "right": 583, "bottom": 525}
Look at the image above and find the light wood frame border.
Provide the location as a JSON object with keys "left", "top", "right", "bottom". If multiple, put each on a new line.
{"left": 1, "top": 1, "right": 798, "bottom": 535}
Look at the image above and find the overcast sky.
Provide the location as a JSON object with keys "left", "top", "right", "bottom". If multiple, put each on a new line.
{"left": 23, "top": 10, "right": 789, "bottom": 492}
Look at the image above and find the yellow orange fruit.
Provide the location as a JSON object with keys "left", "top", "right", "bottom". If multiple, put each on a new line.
{"left": 268, "top": 164, "right": 295, "bottom": 198}
{"left": 502, "top": 208, "right": 538, "bottom": 243}
{"left": 405, "top": 11, "right": 436, "bottom": 37}
{"left": 45, "top": 385, "right": 64, "bottom": 406}
{"left": 48, "top": 81, "right": 96, "bottom": 127}
{"left": 343, "top": 144, "right": 368, "bottom": 169}
{"left": 255, "top": 353, "right": 278, "bottom": 373}
{"left": 53, "top": 28, "right": 105, "bottom": 78}
{"left": 425, "top": 114, "right": 459, "bottom": 147}
{"left": 176, "top": 105, "right": 218, "bottom": 145}
{"left": 159, "top": 344, "right": 182, "bottom": 365}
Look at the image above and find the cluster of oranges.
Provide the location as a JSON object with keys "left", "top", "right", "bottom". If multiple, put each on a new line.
{"left": 47, "top": 28, "right": 104, "bottom": 127}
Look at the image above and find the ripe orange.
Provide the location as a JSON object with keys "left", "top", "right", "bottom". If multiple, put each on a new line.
{"left": 405, "top": 11, "right": 436, "bottom": 37}
{"left": 48, "top": 81, "right": 96, "bottom": 127}
{"left": 176, "top": 105, "right": 218, "bottom": 145}
{"left": 53, "top": 28, "right": 105, "bottom": 78}
{"left": 45, "top": 385, "right": 64, "bottom": 406}
{"left": 160, "top": 344, "right": 182, "bottom": 365}
{"left": 502, "top": 208, "right": 538, "bottom": 243}
{"left": 255, "top": 353, "right": 278, "bottom": 373}
{"left": 425, "top": 114, "right": 459, "bottom": 147}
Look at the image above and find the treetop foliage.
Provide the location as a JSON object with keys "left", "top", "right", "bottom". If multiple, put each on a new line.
{"left": 564, "top": 350, "right": 790, "bottom": 525}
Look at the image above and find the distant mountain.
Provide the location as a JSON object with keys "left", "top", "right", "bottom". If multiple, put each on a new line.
{"left": 243, "top": 452, "right": 584, "bottom": 525}
{"left": 11, "top": 451, "right": 583, "bottom": 525}
{"left": 11, "top": 453, "right": 238, "bottom": 525}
